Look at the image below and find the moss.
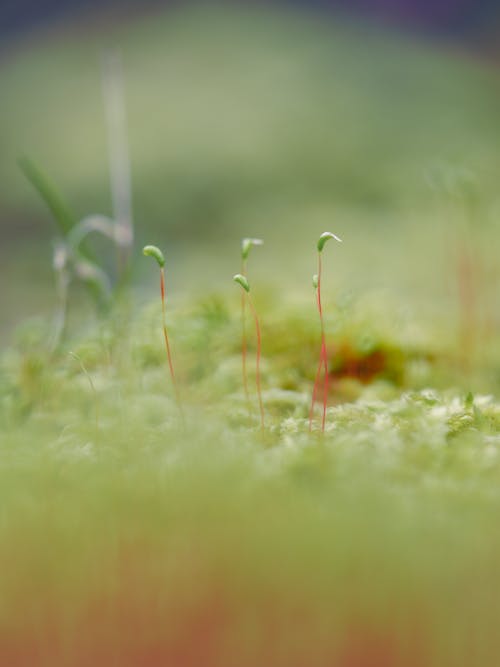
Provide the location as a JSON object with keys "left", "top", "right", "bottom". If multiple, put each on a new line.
{"left": 0, "top": 291, "right": 499, "bottom": 664}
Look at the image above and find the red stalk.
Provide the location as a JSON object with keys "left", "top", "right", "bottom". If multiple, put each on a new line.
{"left": 248, "top": 295, "right": 264, "bottom": 432}
{"left": 308, "top": 355, "right": 324, "bottom": 432}
{"left": 309, "top": 252, "right": 329, "bottom": 434}
{"left": 241, "top": 259, "right": 250, "bottom": 403}
{"left": 160, "top": 267, "right": 185, "bottom": 426}
{"left": 318, "top": 255, "right": 329, "bottom": 433}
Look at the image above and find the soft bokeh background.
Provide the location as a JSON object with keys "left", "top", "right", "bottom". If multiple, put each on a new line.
{"left": 1, "top": 0, "right": 499, "bottom": 343}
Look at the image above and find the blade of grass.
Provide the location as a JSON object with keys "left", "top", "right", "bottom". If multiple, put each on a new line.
{"left": 19, "top": 156, "right": 77, "bottom": 237}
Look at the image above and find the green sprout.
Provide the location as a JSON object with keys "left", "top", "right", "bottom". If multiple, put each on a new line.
{"left": 233, "top": 273, "right": 264, "bottom": 432}
{"left": 309, "top": 231, "right": 343, "bottom": 434}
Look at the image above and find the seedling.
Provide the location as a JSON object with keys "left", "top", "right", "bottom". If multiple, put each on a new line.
{"left": 240, "top": 238, "right": 263, "bottom": 402}
{"left": 143, "top": 245, "right": 184, "bottom": 424}
{"left": 309, "top": 232, "right": 342, "bottom": 434}
{"left": 233, "top": 273, "right": 264, "bottom": 432}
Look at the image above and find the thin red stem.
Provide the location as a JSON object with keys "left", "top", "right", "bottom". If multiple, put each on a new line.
{"left": 308, "top": 353, "right": 327, "bottom": 432}
{"left": 321, "top": 344, "right": 329, "bottom": 433}
{"left": 241, "top": 259, "right": 250, "bottom": 403}
{"left": 309, "top": 253, "right": 329, "bottom": 434}
{"left": 160, "top": 268, "right": 185, "bottom": 426}
{"left": 318, "top": 253, "right": 329, "bottom": 433}
{"left": 248, "top": 295, "right": 264, "bottom": 432}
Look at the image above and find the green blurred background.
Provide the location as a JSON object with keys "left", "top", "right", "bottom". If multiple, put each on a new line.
{"left": 1, "top": 1, "right": 499, "bottom": 343}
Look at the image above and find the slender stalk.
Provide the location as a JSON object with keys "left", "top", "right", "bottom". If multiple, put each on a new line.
{"left": 309, "top": 254, "right": 329, "bottom": 433}
{"left": 309, "top": 232, "right": 342, "bottom": 434}
{"left": 234, "top": 273, "right": 264, "bottom": 432}
{"left": 308, "top": 355, "right": 324, "bottom": 431}
{"left": 160, "top": 267, "right": 184, "bottom": 426}
{"left": 248, "top": 294, "right": 264, "bottom": 432}
{"left": 241, "top": 258, "right": 250, "bottom": 403}
{"left": 239, "top": 238, "right": 263, "bottom": 407}
{"left": 143, "top": 245, "right": 184, "bottom": 427}
{"left": 317, "top": 253, "right": 329, "bottom": 433}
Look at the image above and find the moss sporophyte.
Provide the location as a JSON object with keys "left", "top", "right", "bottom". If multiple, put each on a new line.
{"left": 143, "top": 245, "right": 184, "bottom": 425}
{"left": 240, "top": 238, "right": 263, "bottom": 404}
{"left": 309, "top": 232, "right": 343, "bottom": 434}
{"left": 234, "top": 273, "right": 264, "bottom": 432}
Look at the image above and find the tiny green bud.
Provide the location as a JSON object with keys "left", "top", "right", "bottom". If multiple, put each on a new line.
{"left": 143, "top": 245, "right": 165, "bottom": 268}
{"left": 317, "top": 231, "right": 342, "bottom": 253}
{"left": 241, "top": 237, "right": 263, "bottom": 260}
{"left": 312, "top": 274, "right": 319, "bottom": 289}
{"left": 233, "top": 273, "right": 250, "bottom": 293}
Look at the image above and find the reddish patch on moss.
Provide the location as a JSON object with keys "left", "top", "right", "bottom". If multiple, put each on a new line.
{"left": 330, "top": 344, "right": 404, "bottom": 385}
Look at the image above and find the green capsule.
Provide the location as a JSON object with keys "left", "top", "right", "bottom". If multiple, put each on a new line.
{"left": 317, "top": 231, "right": 342, "bottom": 253}
{"left": 233, "top": 273, "right": 250, "bottom": 293}
{"left": 143, "top": 245, "right": 165, "bottom": 268}
{"left": 241, "top": 237, "right": 263, "bottom": 260}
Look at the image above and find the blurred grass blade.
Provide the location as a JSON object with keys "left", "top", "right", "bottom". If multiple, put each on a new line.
{"left": 19, "top": 156, "right": 96, "bottom": 265}
{"left": 19, "top": 156, "right": 76, "bottom": 236}
{"left": 102, "top": 50, "right": 133, "bottom": 274}
{"left": 19, "top": 156, "right": 108, "bottom": 310}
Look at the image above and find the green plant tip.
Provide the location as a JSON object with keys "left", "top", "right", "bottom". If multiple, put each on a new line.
{"left": 317, "top": 231, "right": 343, "bottom": 253}
{"left": 143, "top": 245, "right": 165, "bottom": 267}
{"left": 233, "top": 273, "right": 250, "bottom": 293}
{"left": 241, "top": 238, "right": 263, "bottom": 260}
{"left": 312, "top": 274, "right": 319, "bottom": 289}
